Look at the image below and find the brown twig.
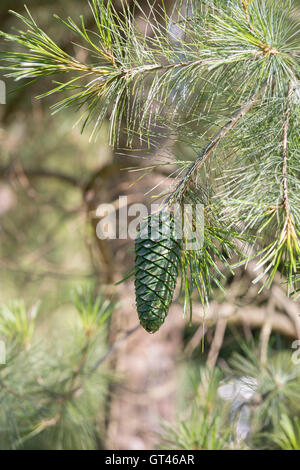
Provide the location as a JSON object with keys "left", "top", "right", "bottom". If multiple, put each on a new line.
{"left": 241, "top": 0, "right": 256, "bottom": 34}
{"left": 91, "top": 325, "right": 140, "bottom": 372}
{"left": 0, "top": 164, "right": 82, "bottom": 188}
{"left": 259, "top": 298, "right": 275, "bottom": 364}
{"left": 207, "top": 318, "right": 227, "bottom": 370}
{"left": 0, "top": 380, "right": 25, "bottom": 398}
{"left": 166, "top": 83, "right": 267, "bottom": 204}
{"left": 282, "top": 81, "right": 293, "bottom": 214}
{"left": 189, "top": 302, "right": 297, "bottom": 338}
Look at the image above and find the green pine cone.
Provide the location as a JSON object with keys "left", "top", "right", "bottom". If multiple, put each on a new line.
{"left": 135, "top": 211, "right": 182, "bottom": 333}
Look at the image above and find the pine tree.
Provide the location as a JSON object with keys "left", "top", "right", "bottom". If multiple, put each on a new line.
{"left": 0, "top": 0, "right": 299, "bottom": 334}
{"left": 0, "top": 286, "right": 115, "bottom": 449}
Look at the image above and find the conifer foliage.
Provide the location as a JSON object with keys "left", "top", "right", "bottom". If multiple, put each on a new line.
{"left": 0, "top": 0, "right": 299, "bottom": 331}
{"left": 0, "top": 288, "right": 114, "bottom": 449}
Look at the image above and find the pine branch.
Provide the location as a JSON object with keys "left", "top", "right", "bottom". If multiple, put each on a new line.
{"left": 282, "top": 80, "right": 293, "bottom": 215}
{"left": 1, "top": 0, "right": 297, "bottom": 144}
{"left": 0, "top": 0, "right": 298, "bottom": 333}
{"left": 0, "top": 380, "right": 24, "bottom": 399}
{"left": 0, "top": 288, "right": 115, "bottom": 449}
{"left": 0, "top": 164, "right": 82, "bottom": 188}
{"left": 166, "top": 82, "right": 268, "bottom": 204}
{"left": 252, "top": 81, "right": 300, "bottom": 292}
{"left": 91, "top": 324, "right": 140, "bottom": 371}
{"left": 241, "top": 0, "right": 255, "bottom": 33}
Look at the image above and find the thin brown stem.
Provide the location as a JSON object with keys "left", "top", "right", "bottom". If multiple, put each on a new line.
{"left": 0, "top": 164, "right": 82, "bottom": 188}
{"left": 240, "top": 1, "right": 279, "bottom": 54}
{"left": 122, "top": 59, "right": 204, "bottom": 77}
{"left": 91, "top": 325, "right": 140, "bottom": 372}
{"left": 0, "top": 380, "right": 24, "bottom": 398}
{"left": 282, "top": 81, "right": 293, "bottom": 215}
{"left": 259, "top": 298, "right": 275, "bottom": 365}
{"left": 166, "top": 83, "right": 267, "bottom": 204}
{"left": 241, "top": 0, "right": 255, "bottom": 34}
{"left": 207, "top": 318, "right": 227, "bottom": 370}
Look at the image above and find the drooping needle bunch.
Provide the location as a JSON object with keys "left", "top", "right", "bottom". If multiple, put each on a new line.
{"left": 0, "top": 0, "right": 299, "bottom": 332}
